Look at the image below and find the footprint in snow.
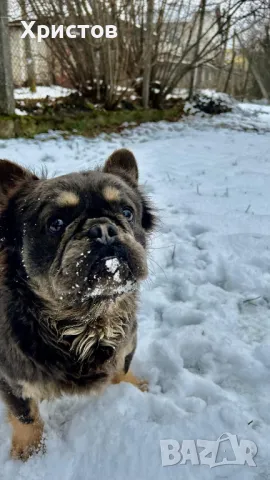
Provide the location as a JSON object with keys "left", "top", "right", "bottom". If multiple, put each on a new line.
{"left": 186, "top": 222, "right": 210, "bottom": 237}
{"left": 163, "top": 305, "right": 206, "bottom": 327}
{"left": 41, "top": 154, "right": 56, "bottom": 163}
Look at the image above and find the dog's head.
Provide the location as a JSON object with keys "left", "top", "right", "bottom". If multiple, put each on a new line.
{"left": 0, "top": 149, "right": 155, "bottom": 307}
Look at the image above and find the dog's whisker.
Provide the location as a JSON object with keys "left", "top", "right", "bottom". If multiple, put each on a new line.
{"left": 148, "top": 244, "right": 176, "bottom": 250}
{"left": 148, "top": 258, "right": 168, "bottom": 280}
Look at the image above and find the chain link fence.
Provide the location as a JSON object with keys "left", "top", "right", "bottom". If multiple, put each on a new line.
{"left": 8, "top": 1, "right": 52, "bottom": 88}
{"left": 9, "top": 23, "right": 52, "bottom": 87}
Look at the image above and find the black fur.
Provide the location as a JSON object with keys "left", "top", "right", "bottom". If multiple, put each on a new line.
{"left": 124, "top": 349, "right": 136, "bottom": 374}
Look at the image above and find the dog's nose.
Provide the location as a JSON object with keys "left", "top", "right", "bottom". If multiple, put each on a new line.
{"left": 88, "top": 223, "right": 118, "bottom": 244}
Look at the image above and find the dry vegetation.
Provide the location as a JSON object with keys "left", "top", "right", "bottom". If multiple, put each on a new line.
{"left": 13, "top": 0, "right": 268, "bottom": 108}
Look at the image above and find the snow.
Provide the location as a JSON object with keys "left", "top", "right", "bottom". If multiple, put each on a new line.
{"left": 14, "top": 86, "right": 75, "bottom": 100}
{"left": 166, "top": 88, "right": 235, "bottom": 104}
{"left": 198, "top": 88, "right": 235, "bottom": 104}
{"left": 1, "top": 103, "right": 270, "bottom": 478}
{"left": 87, "top": 280, "right": 136, "bottom": 299}
{"left": 14, "top": 108, "right": 28, "bottom": 116}
{"left": 105, "top": 258, "right": 121, "bottom": 282}
{"left": 105, "top": 258, "right": 120, "bottom": 275}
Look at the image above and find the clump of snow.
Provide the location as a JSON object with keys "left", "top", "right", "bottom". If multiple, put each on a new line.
{"left": 1, "top": 107, "right": 270, "bottom": 478}
{"left": 166, "top": 88, "right": 236, "bottom": 116}
{"left": 111, "top": 280, "right": 136, "bottom": 295}
{"left": 14, "top": 86, "right": 76, "bottom": 100}
{"left": 183, "top": 101, "right": 200, "bottom": 115}
{"left": 105, "top": 258, "right": 120, "bottom": 274}
{"left": 199, "top": 89, "right": 235, "bottom": 104}
{"left": 105, "top": 258, "right": 121, "bottom": 283}
{"left": 15, "top": 108, "right": 28, "bottom": 116}
{"left": 191, "top": 90, "right": 235, "bottom": 115}
{"left": 166, "top": 87, "right": 189, "bottom": 101}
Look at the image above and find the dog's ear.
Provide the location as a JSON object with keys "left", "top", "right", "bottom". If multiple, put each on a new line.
{"left": 0, "top": 159, "right": 38, "bottom": 197}
{"left": 103, "top": 149, "right": 139, "bottom": 184}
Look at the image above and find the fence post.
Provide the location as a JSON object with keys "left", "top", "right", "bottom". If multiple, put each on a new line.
{"left": 0, "top": 0, "right": 15, "bottom": 114}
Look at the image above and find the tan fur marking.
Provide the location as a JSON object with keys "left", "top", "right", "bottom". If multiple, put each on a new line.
{"left": 9, "top": 401, "right": 44, "bottom": 461}
{"left": 112, "top": 371, "right": 148, "bottom": 392}
{"left": 21, "top": 378, "right": 108, "bottom": 400}
{"left": 57, "top": 191, "right": 79, "bottom": 207}
{"left": 103, "top": 186, "right": 120, "bottom": 202}
{"left": 21, "top": 381, "right": 59, "bottom": 402}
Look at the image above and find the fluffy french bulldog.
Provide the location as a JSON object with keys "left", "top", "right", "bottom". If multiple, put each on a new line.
{"left": 0, "top": 149, "right": 155, "bottom": 460}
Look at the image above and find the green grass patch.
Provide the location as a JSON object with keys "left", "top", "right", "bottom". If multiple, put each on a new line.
{"left": 0, "top": 106, "right": 184, "bottom": 139}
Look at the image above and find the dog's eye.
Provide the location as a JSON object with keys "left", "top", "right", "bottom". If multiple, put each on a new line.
{"left": 122, "top": 207, "right": 134, "bottom": 222}
{"left": 48, "top": 218, "right": 65, "bottom": 235}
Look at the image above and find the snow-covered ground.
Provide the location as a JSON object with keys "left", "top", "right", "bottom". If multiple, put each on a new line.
{"left": 14, "top": 86, "right": 75, "bottom": 100}
{"left": 1, "top": 105, "right": 270, "bottom": 479}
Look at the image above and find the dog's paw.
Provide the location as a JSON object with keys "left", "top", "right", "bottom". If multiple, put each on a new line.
{"left": 112, "top": 371, "right": 149, "bottom": 392}
{"left": 10, "top": 418, "right": 45, "bottom": 462}
{"left": 11, "top": 439, "right": 45, "bottom": 462}
{"left": 137, "top": 379, "right": 149, "bottom": 392}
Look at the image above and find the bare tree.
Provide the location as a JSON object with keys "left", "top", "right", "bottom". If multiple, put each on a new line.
{"left": 127, "top": 0, "right": 258, "bottom": 106}
{"left": 238, "top": 0, "right": 270, "bottom": 99}
{"left": 188, "top": 0, "right": 207, "bottom": 98}
{"left": 20, "top": 0, "right": 262, "bottom": 107}
{"left": 159, "top": 1, "right": 258, "bottom": 101}
{"left": 142, "top": 0, "right": 154, "bottom": 108}
{"left": 237, "top": 32, "right": 269, "bottom": 100}
{"left": 19, "top": 0, "right": 37, "bottom": 92}
{"left": 25, "top": 0, "right": 145, "bottom": 108}
{"left": 0, "top": 0, "right": 15, "bottom": 114}
{"left": 223, "top": 30, "right": 236, "bottom": 94}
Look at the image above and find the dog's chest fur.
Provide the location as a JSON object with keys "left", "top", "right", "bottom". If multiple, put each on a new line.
{"left": 0, "top": 280, "right": 137, "bottom": 399}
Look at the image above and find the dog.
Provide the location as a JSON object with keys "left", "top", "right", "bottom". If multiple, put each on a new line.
{"left": 0, "top": 149, "right": 155, "bottom": 461}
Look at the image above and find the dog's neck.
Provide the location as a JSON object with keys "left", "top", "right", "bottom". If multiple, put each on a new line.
{"left": 38, "top": 292, "right": 137, "bottom": 362}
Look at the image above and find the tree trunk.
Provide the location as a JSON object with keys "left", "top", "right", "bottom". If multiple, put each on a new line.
{"left": 236, "top": 33, "right": 269, "bottom": 101}
{"left": 216, "top": 18, "right": 230, "bottom": 91}
{"left": 242, "top": 62, "right": 251, "bottom": 100}
{"left": 20, "top": 0, "right": 36, "bottom": 93}
{"left": 189, "top": 0, "right": 207, "bottom": 99}
{"left": 142, "top": 0, "right": 154, "bottom": 108}
{"left": 0, "top": 0, "right": 15, "bottom": 114}
{"left": 224, "top": 31, "right": 236, "bottom": 94}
